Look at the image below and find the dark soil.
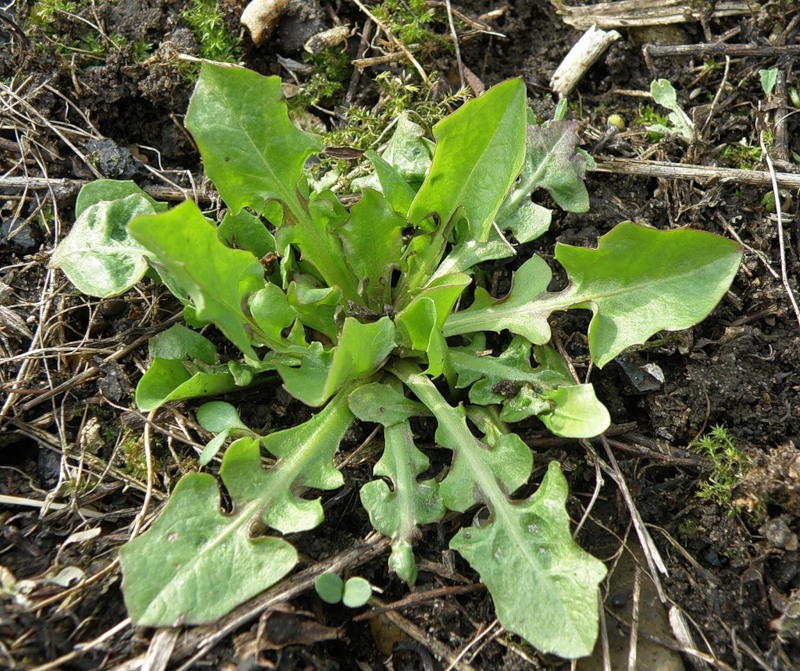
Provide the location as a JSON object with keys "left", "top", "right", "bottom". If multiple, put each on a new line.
{"left": 2, "top": 1, "right": 800, "bottom": 669}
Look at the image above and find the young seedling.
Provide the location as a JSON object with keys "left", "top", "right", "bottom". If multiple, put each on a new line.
{"left": 648, "top": 78, "right": 694, "bottom": 142}
{"left": 51, "top": 62, "right": 742, "bottom": 659}
{"left": 314, "top": 573, "right": 373, "bottom": 608}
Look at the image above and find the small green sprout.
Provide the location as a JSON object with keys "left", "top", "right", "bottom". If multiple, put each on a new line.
{"left": 314, "top": 573, "right": 372, "bottom": 608}
{"left": 759, "top": 68, "right": 779, "bottom": 96}
{"left": 648, "top": 79, "right": 694, "bottom": 142}
{"left": 721, "top": 139, "right": 762, "bottom": 169}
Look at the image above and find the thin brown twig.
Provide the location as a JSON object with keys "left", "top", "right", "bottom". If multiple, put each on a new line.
{"left": 353, "top": 583, "right": 484, "bottom": 621}
{"left": 644, "top": 42, "right": 800, "bottom": 60}
{"left": 444, "top": 0, "right": 464, "bottom": 88}
{"left": 348, "top": 0, "right": 430, "bottom": 84}
{"left": 760, "top": 139, "right": 800, "bottom": 330}
{"left": 594, "top": 156, "right": 800, "bottom": 189}
{"left": 129, "top": 409, "right": 157, "bottom": 540}
{"left": 444, "top": 619, "right": 499, "bottom": 671}
{"left": 0, "top": 175, "right": 214, "bottom": 203}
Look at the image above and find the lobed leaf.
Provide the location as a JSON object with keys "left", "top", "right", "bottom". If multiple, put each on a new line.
{"left": 443, "top": 254, "right": 553, "bottom": 343}
{"left": 503, "top": 120, "right": 592, "bottom": 215}
{"left": 129, "top": 201, "right": 267, "bottom": 359}
{"left": 450, "top": 462, "right": 607, "bottom": 658}
{"left": 445, "top": 224, "right": 742, "bottom": 371}
{"left": 120, "top": 387, "right": 354, "bottom": 626}
{"left": 451, "top": 336, "right": 609, "bottom": 437}
{"left": 392, "top": 362, "right": 605, "bottom": 658}
{"left": 351, "top": 382, "right": 444, "bottom": 584}
{"left": 555, "top": 222, "right": 742, "bottom": 367}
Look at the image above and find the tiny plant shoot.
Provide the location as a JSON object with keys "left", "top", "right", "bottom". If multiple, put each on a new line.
{"left": 51, "top": 62, "right": 742, "bottom": 659}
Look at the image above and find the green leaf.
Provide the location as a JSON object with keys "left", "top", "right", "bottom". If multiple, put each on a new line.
{"left": 248, "top": 282, "right": 298, "bottom": 349}
{"left": 408, "top": 79, "right": 527, "bottom": 239}
{"left": 196, "top": 401, "right": 250, "bottom": 433}
{"left": 218, "top": 209, "right": 277, "bottom": 260}
{"left": 392, "top": 362, "right": 605, "bottom": 658}
{"left": 276, "top": 317, "right": 396, "bottom": 406}
{"left": 185, "top": 62, "right": 321, "bottom": 217}
{"left": 339, "top": 189, "right": 405, "bottom": 305}
{"left": 449, "top": 462, "right": 607, "bottom": 658}
{"left": 120, "top": 388, "right": 353, "bottom": 626}
{"left": 394, "top": 274, "right": 467, "bottom": 378}
{"left": 286, "top": 280, "right": 340, "bottom": 342}
{"left": 342, "top": 577, "right": 372, "bottom": 608}
{"left": 120, "top": 460, "right": 298, "bottom": 627}
{"left": 395, "top": 297, "right": 449, "bottom": 377}
{"left": 445, "top": 223, "right": 742, "bottom": 370}
{"left": 185, "top": 63, "right": 359, "bottom": 302}
{"left": 536, "top": 384, "right": 610, "bottom": 438}
{"left": 134, "top": 325, "right": 247, "bottom": 411}
{"left": 379, "top": 113, "right": 434, "bottom": 189}
{"left": 364, "top": 150, "right": 417, "bottom": 215}
{"left": 401, "top": 79, "right": 527, "bottom": 293}
{"left": 135, "top": 358, "right": 242, "bottom": 412}
{"left": 315, "top": 573, "right": 344, "bottom": 604}
{"left": 649, "top": 79, "right": 693, "bottom": 142}
{"left": 432, "top": 225, "right": 517, "bottom": 279}
{"left": 275, "top": 189, "right": 357, "bottom": 298}
{"left": 74, "top": 179, "right": 167, "bottom": 217}
{"left": 759, "top": 68, "right": 779, "bottom": 96}
{"left": 348, "top": 380, "right": 429, "bottom": 427}
{"left": 149, "top": 324, "right": 218, "bottom": 365}
{"left": 451, "top": 336, "right": 610, "bottom": 438}
{"left": 350, "top": 382, "right": 444, "bottom": 584}
{"left": 498, "top": 120, "right": 592, "bottom": 217}
{"left": 554, "top": 222, "right": 742, "bottom": 367}
{"left": 129, "top": 200, "right": 267, "bottom": 359}
{"left": 444, "top": 255, "right": 553, "bottom": 343}
{"left": 51, "top": 193, "right": 157, "bottom": 297}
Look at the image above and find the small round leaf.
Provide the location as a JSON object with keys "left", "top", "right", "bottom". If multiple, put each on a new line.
{"left": 314, "top": 573, "right": 344, "bottom": 604}
{"left": 342, "top": 576, "right": 372, "bottom": 608}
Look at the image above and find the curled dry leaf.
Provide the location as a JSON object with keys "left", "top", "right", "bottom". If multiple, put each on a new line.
{"left": 241, "top": 0, "right": 289, "bottom": 45}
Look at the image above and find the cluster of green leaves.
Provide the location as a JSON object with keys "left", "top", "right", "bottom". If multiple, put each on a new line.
{"left": 51, "top": 62, "right": 742, "bottom": 659}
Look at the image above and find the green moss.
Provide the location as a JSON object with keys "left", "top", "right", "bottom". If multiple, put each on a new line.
{"left": 693, "top": 425, "right": 751, "bottom": 508}
{"left": 372, "top": 0, "right": 452, "bottom": 56}
{"left": 307, "top": 72, "right": 470, "bottom": 190}
{"left": 182, "top": 0, "right": 242, "bottom": 63}
{"left": 288, "top": 48, "right": 352, "bottom": 111}
{"left": 328, "top": 72, "right": 470, "bottom": 148}
{"left": 28, "top": 0, "right": 79, "bottom": 26}
{"left": 720, "top": 139, "right": 762, "bottom": 169}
